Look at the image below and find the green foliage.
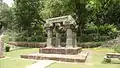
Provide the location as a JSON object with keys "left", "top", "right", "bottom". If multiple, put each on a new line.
{"left": 42, "top": 0, "right": 89, "bottom": 37}
{"left": 13, "top": 0, "right": 45, "bottom": 42}
{"left": 82, "top": 23, "right": 118, "bottom": 42}
{"left": 78, "top": 42, "right": 103, "bottom": 48}
{"left": 41, "top": 0, "right": 73, "bottom": 18}
{"left": 91, "top": 0, "right": 120, "bottom": 27}
{"left": 1, "top": 0, "right": 120, "bottom": 43}
{"left": 98, "top": 24, "right": 118, "bottom": 36}
{"left": 2, "top": 30, "right": 18, "bottom": 43}
{"left": 114, "top": 45, "right": 120, "bottom": 53}
{"left": 0, "top": 3, "right": 14, "bottom": 30}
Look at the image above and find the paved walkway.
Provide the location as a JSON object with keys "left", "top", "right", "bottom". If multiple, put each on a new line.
{"left": 26, "top": 60, "right": 55, "bottom": 68}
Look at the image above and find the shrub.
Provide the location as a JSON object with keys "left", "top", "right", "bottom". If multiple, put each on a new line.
{"left": 83, "top": 23, "right": 118, "bottom": 42}
{"left": 78, "top": 42, "right": 103, "bottom": 48}
{"left": 114, "top": 45, "right": 120, "bottom": 53}
{"left": 8, "top": 42, "right": 46, "bottom": 48}
{"left": 5, "top": 46, "right": 10, "bottom": 52}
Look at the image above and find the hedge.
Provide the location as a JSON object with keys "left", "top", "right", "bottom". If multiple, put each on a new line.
{"left": 78, "top": 42, "right": 103, "bottom": 48}
{"left": 8, "top": 42, "right": 46, "bottom": 48}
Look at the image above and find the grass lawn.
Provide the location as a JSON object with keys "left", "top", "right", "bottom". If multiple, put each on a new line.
{"left": 47, "top": 48, "right": 120, "bottom": 68}
{"left": 5, "top": 48, "right": 39, "bottom": 57}
{"left": 0, "top": 48, "right": 39, "bottom": 68}
{"left": 1, "top": 47, "right": 120, "bottom": 68}
{"left": 0, "top": 58, "right": 35, "bottom": 68}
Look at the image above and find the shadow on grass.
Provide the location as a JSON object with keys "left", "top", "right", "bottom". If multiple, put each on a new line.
{"left": 102, "top": 59, "right": 120, "bottom": 64}
{"left": 111, "top": 60, "right": 120, "bottom": 64}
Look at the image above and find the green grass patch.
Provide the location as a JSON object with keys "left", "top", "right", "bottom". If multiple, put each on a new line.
{"left": 1, "top": 48, "right": 39, "bottom": 68}
{"left": 47, "top": 48, "right": 120, "bottom": 68}
{"left": 4, "top": 48, "right": 39, "bottom": 57}
{"left": 46, "top": 63, "right": 84, "bottom": 68}
{"left": 85, "top": 47, "right": 114, "bottom": 52}
{"left": 0, "top": 58, "right": 35, "bottom": 68}
{"left": 1, "top": 47, "right": 120, "bottom": 68}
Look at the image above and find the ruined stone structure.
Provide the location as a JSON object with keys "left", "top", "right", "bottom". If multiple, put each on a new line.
{"left": 21, "top": 15, "right": 88, "bottom": 62}
{"left": 39, "top": 15, "right": 80, "bottom": 54}
{"left": 45, "top": 15, "right": 77, "bottom": 48}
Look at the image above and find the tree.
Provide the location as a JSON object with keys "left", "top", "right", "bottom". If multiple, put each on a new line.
{"left": 68, "top": 0, "right": 89, "bottom": 36}
{"left": 0, "top": 3, "right": 14, "bottom": 33}
{"left": 13, "top": 0, "right": 45, "bottom": 42}
{"left": 42, "top": 0, "right": 90, "bottom": 37}
{"left": 89, "top": 0, "right": 120, "bottom": 27}
{"left": 41, "top": 0, "right": 73, "bottom": 18}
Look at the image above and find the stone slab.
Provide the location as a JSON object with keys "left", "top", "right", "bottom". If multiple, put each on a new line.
{"left": 106, "top": 53, "right": 120, "bottom": 58}
{"left": 39, "top": 47, "right": 82, "bottom": 55}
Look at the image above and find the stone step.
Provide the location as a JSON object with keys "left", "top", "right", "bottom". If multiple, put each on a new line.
{"left": 39, "top": 47, "right": 82, "bottom": 55}
{"left": 21, "top": 51, "right": 89, "bottom": 63}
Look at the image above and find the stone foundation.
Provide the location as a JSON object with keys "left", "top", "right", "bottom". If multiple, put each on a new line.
{"left": 21, "top": 51, "right": 88, "bottom": 63}
{"left": 39, "top": 47, "right": 82, "bottom": 55}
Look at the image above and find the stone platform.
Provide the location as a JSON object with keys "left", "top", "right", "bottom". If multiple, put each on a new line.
{"left": 39, "top": 47, "right": 82, "bottom": 55}
{"left": 21, "top": 51, "right": 88, "bottom": 63}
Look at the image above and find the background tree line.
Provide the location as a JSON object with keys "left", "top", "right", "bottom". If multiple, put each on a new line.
{"left": 0, "top": 0, "right": 120, "bottom": 43}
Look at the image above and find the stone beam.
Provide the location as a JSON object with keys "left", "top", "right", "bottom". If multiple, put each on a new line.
{"left": 46, "top": 15, "right": 75, "bottom": 24}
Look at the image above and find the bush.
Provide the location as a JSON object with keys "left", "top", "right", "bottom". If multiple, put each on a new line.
{"left": 82, "top": 23, "right": 118, "bottom": 42}
{"left": 78, "top": 42, "right": 103, "bottom": 48}
{"left": 8, "top": 42, "right": 46, "bottom": 48}
{"left": 114, "top": 45, "right": 120, "bottom": 53}
{"left": 5, "top": 46, "right": 10, "bottom": 52}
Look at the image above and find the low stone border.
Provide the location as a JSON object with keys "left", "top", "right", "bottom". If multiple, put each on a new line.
{"left": 8, "top": 42, "right": 46, "bottom": 48}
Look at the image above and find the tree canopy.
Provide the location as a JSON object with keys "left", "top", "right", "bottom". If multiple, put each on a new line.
{"left": 1, "top": 0, "right": 120, "bottom": 42}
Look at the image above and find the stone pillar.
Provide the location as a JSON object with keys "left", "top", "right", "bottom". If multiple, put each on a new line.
{"left": 74, "top": 32, "right": 77, "bottom": 47}
{"left": 66, "top": 28, "right": 73, "bottom": 48}
{"left": 56, "top": 32, "right": 61, "bottom": 47}
{"left": 0, "top": 39, "right": 4, "bottom": 58}
{"left": 72, "top": 31, "right": 77, "bottom": 47}
{"left": 72, "top": 32, "right": 75, "bottom": 47}
{"left": 47, "top": 28, "right": 52, "bottom": 47}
